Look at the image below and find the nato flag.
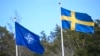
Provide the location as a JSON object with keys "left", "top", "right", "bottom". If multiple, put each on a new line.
{"left": 15, "top": 22, "right": 44, "bottom": 54}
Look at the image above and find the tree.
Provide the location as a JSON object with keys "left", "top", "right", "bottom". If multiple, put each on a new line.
{"left": 1, "top": 19, "right": 100, "bottom": 56}
{"left": 42, "top": 20, "right": 100, "bottom": 56}
{"left": 0, "top": 26, "right": 15, "bottom": 56}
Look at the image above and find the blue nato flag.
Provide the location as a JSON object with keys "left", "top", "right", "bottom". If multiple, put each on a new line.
{"left": 15, "top": 22, "right": 44, "bottom": 54}
{"left": 61, "top": 7, "right": 94, "bottom": 34}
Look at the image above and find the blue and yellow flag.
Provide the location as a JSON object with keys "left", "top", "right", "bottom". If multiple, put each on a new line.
{"left": 61, "top": 7, "right": 94, "bottom": 34}
{"left": 15, "top": 22, "right": 44, "bottom": 54}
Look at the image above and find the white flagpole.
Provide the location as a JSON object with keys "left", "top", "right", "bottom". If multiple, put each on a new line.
{"left": 14, "top": 17, "right": 18, "bottom": 56}
{"left": 59, "top": 2, "right": 65, "bottom": 56}
{"left": 16, "top": 45, "right": 18, "bottom": 56}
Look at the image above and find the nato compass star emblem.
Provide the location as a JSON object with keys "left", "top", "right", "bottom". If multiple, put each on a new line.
{"left": 24, "top": 33, "right": 34, "bottom": 44}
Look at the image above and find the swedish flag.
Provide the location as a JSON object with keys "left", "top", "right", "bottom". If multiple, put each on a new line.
{"left": 61, "top": 7, "right": 94, "bottom": 34}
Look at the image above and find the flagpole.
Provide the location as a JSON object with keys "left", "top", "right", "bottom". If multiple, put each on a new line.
{"left": 14, "top": 17, "right": 18, "bottom": 56}
{"left": 16, "top": 45, "right": 18, "bottom": 56}
{"left": 59, "top": 2, "right": 65, "bottom": 56}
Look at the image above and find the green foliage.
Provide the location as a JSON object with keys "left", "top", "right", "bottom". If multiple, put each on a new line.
{"left": 0, "top": 26, "right": 15, "bottom": 56}
{"left": 41, "top": 20, "right": 100, "bottom": 56}
{"left": 0, "top": 20, "right": 100, "bottom": 56}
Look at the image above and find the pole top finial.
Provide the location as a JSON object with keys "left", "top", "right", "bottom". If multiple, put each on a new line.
{"left": 59, "top": 2, "right": 61, "bottom": 5}
{"left": 14, "top": 17, "right": 17, "bottom": 22}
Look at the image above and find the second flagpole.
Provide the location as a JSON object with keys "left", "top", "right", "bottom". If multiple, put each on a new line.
{"left": 14, "top": 18, "right": 19, "bottom": 56}
{"left": 59, "top": 2, "right": 65, "bottom": 56}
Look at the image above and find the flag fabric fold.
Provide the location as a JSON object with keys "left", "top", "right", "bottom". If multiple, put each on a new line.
{"left": 15, "top": 22, "right": 44, "bottom": 54}
{"left": 61, "top": 7, "right": 94, "bottom": 34}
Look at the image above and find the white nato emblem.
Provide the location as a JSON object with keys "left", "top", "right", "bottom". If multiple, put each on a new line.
{"left": 24, "top": 33, "right": 34, "bottom": 44}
